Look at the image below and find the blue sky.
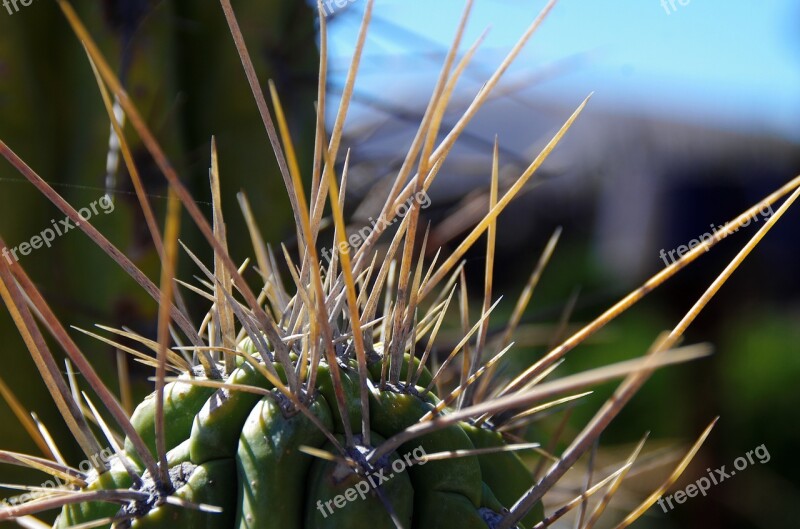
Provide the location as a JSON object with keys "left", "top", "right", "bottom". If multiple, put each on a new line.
{"left": 325, "top": 0, "right": 800, "bottom": 140}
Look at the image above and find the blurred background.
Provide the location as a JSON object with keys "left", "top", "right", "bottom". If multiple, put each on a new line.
{"left": 0, "top": 0, "right": 798, "bottom": 527}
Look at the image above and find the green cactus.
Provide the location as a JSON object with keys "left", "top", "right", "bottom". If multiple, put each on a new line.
{"left": 0, "top": 1, "right": 794, "bottom": 529}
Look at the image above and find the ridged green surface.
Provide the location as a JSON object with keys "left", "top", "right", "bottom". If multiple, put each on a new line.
{"left": 54, "top": 345, "right": 543, "bottom": 529}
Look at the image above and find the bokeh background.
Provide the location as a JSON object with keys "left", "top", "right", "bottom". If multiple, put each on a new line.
{"left": 0, "top": 1, "right": 798, "bottom": 527}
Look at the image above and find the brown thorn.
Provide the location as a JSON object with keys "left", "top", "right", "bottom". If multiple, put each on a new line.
{"left": 421, "top": 92, "right": 590, "bottom": 300}
{"left": 373, "top": 344, "right": 710, "bottom": 464}
{"left": 0, "top": 256, "right": 104, "bottom": 469}
{"left": 473, "top": 227, "right": 562, "bottom": 403}
{"left": 154, "top": 190, "right": 181, "bottom": 489}
{"left": 500, "top": 172, "right": 800, "bottom": 399}
{"left": 56, "top": 0, "right": 285, "bottom": 376}
{"left": 209, "top": 138, "right": 237, "bottom": 374}
{"left": 582, "top": 432, "right": 650, "bottom": 529}
{"left": 216, "top": 0, "right": 305, "bottom": 245}
{"left": 320, "top": 128, "right": 373, "bottom": 446}
{"left": 0, "top": 376, "right": 55, "bottom": 459}
{"left": 0, "top": 140, "right": 203, "bottom": 352}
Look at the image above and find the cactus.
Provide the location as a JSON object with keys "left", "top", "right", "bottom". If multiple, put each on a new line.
{"left": 1, "top": 1, "right": 798, "bottom": 528}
